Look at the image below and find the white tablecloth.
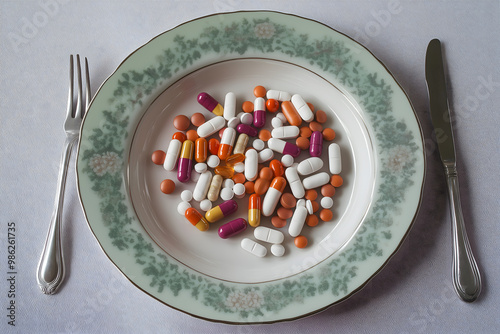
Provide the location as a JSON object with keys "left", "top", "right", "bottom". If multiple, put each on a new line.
{"left": 1, "top": 1, "right": 498, "bottom": 333}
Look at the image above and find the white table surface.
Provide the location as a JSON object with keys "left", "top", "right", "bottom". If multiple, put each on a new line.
{"left": 1, "top": 1, "right": 499, "bottom": 333}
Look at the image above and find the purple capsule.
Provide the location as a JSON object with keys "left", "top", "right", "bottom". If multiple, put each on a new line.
{"left": 309, "top": 131, "right": 323, "bottom": 157}
{"left": 237, "top": 123, "right": 258, "bottom": 137}
{"left": 218, "top": 218, "right": 247, "bottom": 239}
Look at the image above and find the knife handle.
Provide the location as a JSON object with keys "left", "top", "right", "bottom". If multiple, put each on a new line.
{"left": 445, "top": 166, "right": 481, "bottom": 302}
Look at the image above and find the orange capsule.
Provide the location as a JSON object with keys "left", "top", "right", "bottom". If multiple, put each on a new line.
{"left": 172, "top": 131, "right": 187, "bottom": 142}
{"left": 248, "top": 194, "right": 262, "bottom": 227}
{"left": 215, "top": 165, "right": 235, "bottom": 179}
{"left": 226, "top": 153, "right": 245, "bottom": 166}
{"left": 208, "top": 138, "right": 220, "bottom": 155}
{"left": 269, "top": 159, "right": 284, "bottom": 177}
{"left": 281, "top": 101, "right": 302, "bottom": 126}
{"left": 185, "top": 207, "right": 209, "bottom": 231}
{"left": 194, "top": 137, "right": 208, "bottom": 163}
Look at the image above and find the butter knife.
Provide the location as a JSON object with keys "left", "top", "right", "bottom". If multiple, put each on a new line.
{"left": 425, "top": 38, "right": 481, "bottom": 302}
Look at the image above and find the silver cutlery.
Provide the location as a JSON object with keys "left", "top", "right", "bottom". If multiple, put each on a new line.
{"left": 425, "top": 39, "right": 481, "bottom": 302}
{"left": 36, "top": 55, "right": 91, "bottom": 294}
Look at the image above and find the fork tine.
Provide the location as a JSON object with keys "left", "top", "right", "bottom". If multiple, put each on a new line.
{"left": 66, "top": 55, "right": 74, "bottom": 118}
{"left": 75, "top": 55, "right": 83, "bottom": 118}
{"left": 84, "top": 57, "right": 91, "bottom": 117}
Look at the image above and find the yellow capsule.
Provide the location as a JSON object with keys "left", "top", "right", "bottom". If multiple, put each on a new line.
{"left": 225, "top": 153, "right": 245, "bottom": 166}
{"left": 215, "top": 165, "right": 235, "bottom": 179}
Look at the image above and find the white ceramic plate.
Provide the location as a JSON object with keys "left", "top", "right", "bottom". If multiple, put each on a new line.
{"left": 77, "top": 11, "right": 425, "bottom": 323}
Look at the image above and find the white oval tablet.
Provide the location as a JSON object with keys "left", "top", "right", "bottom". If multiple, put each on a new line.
{"left": 271, "top": 244, "right": 285, "bottom": 257}
{"left": 289, "top": 206, "right": 307, "bottom": 237}
{"left": 244, "top": 149, "right": 258, "bottom": 181}
{"left": 254, "top": 226, "right": 284, "bottom": 244}
{"left": 297, "top": 157, "right": 324, "bottom": 176}
{"left": 241, "top": 238, "right": 267, "bottom": 257}
{"left": 302, "top": 172, "right": 330, "bottom": 190}
{"left": 328, "top": 143, "right": 342, "bottom": 174}
{"left": 271, "top": 126, "right": 300, "bottom": 139}
{"left": 223, "top": 92, "right": 236, "bottom": 121}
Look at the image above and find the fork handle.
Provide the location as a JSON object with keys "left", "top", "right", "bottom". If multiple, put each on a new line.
{"left": 445, "top": 166, "right": 481, "bottom": 302}
{"left": 36, "top": 136, "right": 77, "bottom": 294}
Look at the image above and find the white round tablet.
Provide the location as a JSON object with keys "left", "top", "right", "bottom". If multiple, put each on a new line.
{"left": 276, "top": 112, "right": 287, "bottom": 124}
{"left": 177, "top": 201, "right": 191, "bottom": 215}
{"left": 233, "top": 183, "right": 246, "bottom": 198}
{"left": 233, "top": 162, "right": 245, "bottom": 173}
{"left": 199, "top": 199, "right": 212, "bottom": 211}
{"left": 194, "top": 162, "right": 208, "bottom": 174}
{"left": 271, "top": 244, "right": 285, "bottom": 257}
{"left": 281, "top": 154, "right": 294, "bottom": 167}
{"left": 220, "top": 187, "right": 234, "bottom": 201}
{"left": 271, "top": 117, "right": 283, "bottom": 129}
{"left": 207, "top": 155, "right": 220, "bottom": 168}
{"left": 240, "top": 112, "right": 253, "bottom": 125}
{"left": 320, "top": 196, "right": 334, "bottom": 209}
{"left": 180, "top": 190, "right": 193, "bottom": 202}
{"left": 223, "top": 178, "right": 235, "bottom": 189}
{"left": 227, "top": 116, "right": 240, "bottom": 128}
{"left": 252, "top": 139, "right": 265, "bottom": 151}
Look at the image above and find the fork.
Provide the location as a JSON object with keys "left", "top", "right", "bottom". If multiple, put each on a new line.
{"left": 36, "top": 55, "right": 91, "bottom": 294}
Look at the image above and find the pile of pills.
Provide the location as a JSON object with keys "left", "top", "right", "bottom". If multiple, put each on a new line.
{"left": 151, "top": 86, "right": 343, "bottom": 257}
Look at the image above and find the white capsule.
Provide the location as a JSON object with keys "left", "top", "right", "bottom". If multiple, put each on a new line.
{"left": 241, "top": 238, "right": 267, "bottom": 257}
{"left": 220, "top": 187, "right": 234, "bottom": 201}
{"left": 285, "top": 165, "right": 305, "bottom": 199}
{"left": 302, "top": 172, "right": 330, "bottom": 190}
{"left": 227, "top": 116, "right": 240, "bottom": 129}
{"left": 233, "top": 183, "right": 246, "bottom": 199}
{"left": 289, "top": 205, "right": 308, "bottom": 237}
{"left": 177, "top": 201, "right": 191, "bottom": 215}
{"left": 281, "top": 154, "right": 294, "bottom": 167}
{"left": 223, "top": 92, "right": 236, "bottom": 121}
{"left": 197, "top": 116, "right": 226, "bottom": 138}
{"left": 271, "top": 244, "right": 285, "bottom": 257}
{"left": 233, "top": 162, "right": 245, "bottom": 173}
{"left": 181, "top": 190, "right": 193, "bottom": 202}
{"left": 266, "top": 89, "right": 292, "bottom": 101}
{"left": 291, "top": 94, "right": 314, "bottom": 122}
{"left": 305, "top": 199, "right": 314, "bottom": 215}
{"left": 194, "top": 162, "right": 208, "bottom": 174}
{"left": 223, "top": 178, "right": 235, "bottom": 189}
{"left": 233, "top": 133, "right": 248, "bottom": 155}
{"left": 240, "top": 112, "right": 253, "bottom": 125}
{"left": 276, "top": 112, "right": 288, "bottom": 124}
{"left": 199, "top": 199, "right": 212, "bottom": 211}
{"left": 207, "top": 155, "right": 221, "bottom": 168}
{"left": 271, "top": 126, "right": 300, "bottom": 139}
{"left": 163, "top": 139, "right": 182, "bottom": 171}
{"left": 258, "top": 148, "right": 274, "bottom": 163}
{"left": 193, "top": 171, "right": 212, "bottom": 201}
{"left": 297, "top": 157, "right": 324, "bottom": 176}
{"left": 321, "top": 196, "right": 334, "bottom": 209}
{"left": 244, "top": 149, "right": 258, "bottom": 181}
{"left": 271, "top": 117, "right": 283, "bottom": 129}
{"left": 252, "top": 139, "right": 265, "bottom": 151}
{"left": 207, "top": 174, "right": 223, "bottom": 201}
{"left": 220, "top": 127, "right": 236, "bottom": 150}
{"left": 254, "top": 226, "right": 284, "bottom": 244}
{"left": 328, "top": 143, "right": 342, "bottom": 174}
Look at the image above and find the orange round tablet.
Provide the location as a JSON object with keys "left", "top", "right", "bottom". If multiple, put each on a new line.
{"left": 309, "top": 121, "right": 323, "bottom": 132}
{"left": 244, "top": 181, "right": 255, "bottom": 194}
{"left": 330, "top": 174, "right": 343, "bottom": 187}
{"left": 296, "top": 136, "right": 310, "bottom": 150}
{"left": 160, "top": 179, "right": 175, "bottom": 194}
{"left": 321, "top": 184, "right": 336, "bottom": 197}
{"left": 306, "top": 214, "right": 319, "bottom": 227}
{"left": 173, "top": 115, "right": 190, "bottom": 131}
{"left": 319, "top": 209, "right": 333, "bottom": 221}
{"left": 294, "top": 235, "right": 308, "bottom": 248}
{"left": 186, "top": 129, "right": 199, "bottom": 141}
{"left": 172, "top": 132, "right": 187, "bottom": 142}
{"left": 266, "top": 99, "right": 280, "bottom": 112}
{"left": 315, "top": 109, "right": 327, "bottom": 123}
{"left": 322, "top": 128, "right": 336, "bottom": 141}
{"left": 253, "top": 85, "right": 266, "bottom": 98}
{"left": 191, "top": 112, "right": 205, "bottom": 127}
{"left": 277, "top": 207, "right": 293, "bottom": 220}
{"left": 242, "top": 101, "right": 254, "bottom": 113}
{"left": 271, "top": 216, "right": 287, "bottom": 228}
{"left": 232, "top": 173, "right": 246, "bottom": 184}
{"left": 151, "top": 150, "right": 166, "bottom": 165}
{"left": 280, "top": 193, "right": 296, "bottom": 209}
{"left": 311, "top": 200, "right": 320, "bottom": 213}
{"left": 258, "top": 129, "right": 272, "bottom": 142}
{"left": 304, "top": 189, "right": 318, "bottom": 201}
{"left": 299, "top": 126, "right": 312, "bottom": 138}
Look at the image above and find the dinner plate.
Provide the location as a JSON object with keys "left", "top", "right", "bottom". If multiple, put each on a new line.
{"left": 77, "top": 11, "right": 425, "bottom": 324}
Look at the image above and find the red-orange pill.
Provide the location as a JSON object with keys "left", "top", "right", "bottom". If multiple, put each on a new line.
{"left": 322, "top": 128, "right": 336, "bottom": 141}
{"left": 321, "top": 184, "right": 336, "bottom": 197}
{"left": 191, "top": 112, "right": 206, "bottom": 127}
{"left": 160, "top": 179, "right": 175, "bottom": 194}
{"left": 186, "top": 129, "right": 199, "bottom": 141}
{"left": 258, "top": 129, "right": 272, "bottom": 142}
{"left": 294, "top": 235, "right": 308, "bottom": 248}
{"left": 306, "top": 214, "right": 319, "bottom": 227}
{"left": 232, "top": 173, "right": 246, "bottom": 184}
{"left": 271, "top": 216, "right": 287, "bottom": 228}
{"left": 173, "top": 115, "right": 190, "bottom": 131}
{"left": 172, "top": 132, "right": 187, "bottom": 142}
{"left": 309, "top": 121, "right": 323, "bottom": 132}
{"left": 195, "top": 137, "right": 208, "bottom": 163}
{"left": 311, "top": 200, "right": 320, "bottom": 213}
{"left": 280, "top": 193, "right": 296, "bottom": 209}
{"left": 277, "top": 207, "right": 293, "bottom": 220}
{"left": 242, "top": 101, "right": 254, "bottom": 113}
{"left": 254, "top": 167, "right": 274, "bottom": 195}
{"left": 315, "top": 109, "right": 327, "bottom": 123}
{"left": 208, "top": 138, "right": 220, "bottom": 155}
{"left": 253, "top": 85, "right": 266, "bottom": 98}
{"left": 281, "top": 101, "right": 302, "bottom": 126}
{"left": 305, "top": 189, "right": 318, "bottom": 201}
{"left": 300, "top": 126, "right": 312, "bottom": 138}
{"left": 319, "top": 209, "right": 333, "bottom": 221}
{"left": 269, "top": 159, "right": 284, "bottom": 177}
{"left": 296, "top": 136, "right": 310, "bottom": 150}
{"left": 244, "top": 181, "right": 255, "bottom": 194}
{"left": 330, "top": 174, "right": 343, "bottom": 187}
{"left": 266, "top": 99, "right": 280, "bottom": 112}
{"left": 151, "top": 150, "right": 166, "bottom": 165}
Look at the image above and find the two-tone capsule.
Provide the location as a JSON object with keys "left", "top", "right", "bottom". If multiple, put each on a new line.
{"left": 177, "top": 139, "right": 194, "bottom": 182}
{"left": 253, "top": 97, "right": 266, "bottom": 128}
{"left": 205, "top": 199, "right": 238, "bottom": 223}
{"left": 163, "top": 133, "right": 184, "bottom": 171}
{"left": 198, "top": 92, "right": 224, "bottom": 116}
{"left": 218, "top": 127, "right": 236, "bottom": 160}
{"left": 184, "top": 207, "right": 209, "bottom": 231}
{"left": 268, "top": 138, "right": 301, "bottom": 157}
{"left": 248, "top": 194, "right": 261, "bottom": 227}
{"left": 262, "top": 176, "right": 287, "bottom": 216}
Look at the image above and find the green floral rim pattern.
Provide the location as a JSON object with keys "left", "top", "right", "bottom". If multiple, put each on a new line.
{"left": 77, "top": 11, "right": 425, "bottom": 323}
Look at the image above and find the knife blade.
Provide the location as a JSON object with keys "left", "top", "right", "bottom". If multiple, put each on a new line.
{"left": 425, "top": 38, "right": 481, "bottom": 302}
